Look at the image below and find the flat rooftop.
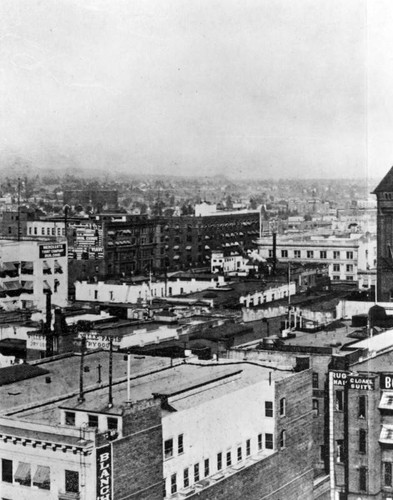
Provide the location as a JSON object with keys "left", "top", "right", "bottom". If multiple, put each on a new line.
{"left": 15, "top": 360, "right": 293, "bottom": 424}
{"left": 0, "top": 352, "right": 170, "bottom": 416}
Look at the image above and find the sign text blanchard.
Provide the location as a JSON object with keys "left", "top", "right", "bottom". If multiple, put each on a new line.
{"left": 96, "top": 444, "right": 112, "bottom": 500}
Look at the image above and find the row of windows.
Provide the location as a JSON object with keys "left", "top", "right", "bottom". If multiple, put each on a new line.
{"left": 1, "top": 458, "right": 79, "bottom": 493}
{"left": 65, "top": 411, "right": 118, "bottom": 430}
{"left": 273, "top": 249, "right": 354, "bottom": 260}
{"left": 334, "top": 392, "right": 367, "bottom": 418}
{"left": 28, "top": 227, "right": 66, "bottom": 236}
{"left": 164, "top": 434, "right": 184, "bottom": 459}
{"left": 165, "top": 433, "right": 280, "bottom": 496}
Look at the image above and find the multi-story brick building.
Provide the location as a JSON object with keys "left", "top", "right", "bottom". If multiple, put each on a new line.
{"left": 329, "top": 329, "right": 393, "bottom": 499}
{"left": 0, "top": 351, "right": 315, "bottom": 500}
{"left": 373, "top": 166, "right": 393, "bottom": 301}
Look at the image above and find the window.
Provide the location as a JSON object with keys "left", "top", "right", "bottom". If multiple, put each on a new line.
{"left": 164, "top": 438, "right": 174, "bottom": 459}
{"left": 246, "top": 439, "right": 251, "bottom": 456}
{"left": 265, "top": 433, "right": 273, "bottom": 449}
{"left": 65, "top": 411, "right": 75, "bottom": 426}
{"left": 178, "top": 434, "right": 184, "bottom": 454}
{"left": 265, "top": 401, "right": 273, "bottom": 417}
{"left": 320, "top": 445, "right": 327, "bottom": 462}
{"left": 335, "top": 390, "right": 344, "bottom": 411}
{"left": 359, "top": 429, "right": 367, "bottom": 454}
{"left": 2, "top": 459, "right": 12, "bottom": 483}
{"left": 280, "top": 430, "right": 286, "bottom": 449}
{"left": 88, "top": 414, "right": 98, "bottom": 428}
{"left": 281, "top": 250, "right": 288, "bottom": 258}
{"left": 333, "top": 251, "right": 340, "bottom": 259}
{"left": 346, "top": 264, "right": 353, "bottom": 272}
{"left": 307, "top": 250, "right": 314, "bottom": 258}
{"left": 312, "top": 372, "right": 319, "bottom": 389}
{"left": 320, "top": 251, "right": 327, "bottom": 259}
{"left": 346, "top": 275, "right": 354, "bottom": 281}
{"left": 237, "top": 446, "right": 242, "bottom": 462}
{"left": 336, "top": 440, "right": 344, "bottom": 463}
{"left": 171, "top": 473, "right": 177, "bottom": 494}
{"left": 226, "top": 451, "right": 232, "bottom": 466}
{"left": 217, "top": 452, "right": 222, "bottom": 471}
{"left": 258, "top": 433, "right": 263, "bottom": 450}
{"left": 333, "top": 264, "right": 340, "bottom": 272}
{"left": 268, "top": 250, "right": 273, "bottom": 258}
{"left": 280, "top": 397, "right": 286, "bottom": 416}
{"left": 14, "top": 462, "right": 31, "bottom": 486}
{"left": 34, "top": 227, "right": 37, "bottom": 235}
{"left": 294, "top": 250, "right": 301, "bottom": 258}
{"left": 183, "top": 468, "right": 189, "bottom": 488}
{"left": 359, "top": 467, "right": 367, "bottom": 491}
{"left": 313, "top": 399, "right": 319, "bottom": 415}
{"left": 383, "top": 461, "right": 392, "bottom": 487}
{"left": 94, "top": 290, "right": 98, "bottom": 300}
{"left": 358, "top": 395, "right": 366, "bottom": 419}
{"left": 204, "top": 458, "right": 209, "bottom": 477}
{"left": 194, "top": 463, "right": 200, "bottom": 482}
{"left": 107, "top": 417, "right": 118, "bottom": 430}
{"left": 41, "top": 227, "right": 45, "bottom": 235}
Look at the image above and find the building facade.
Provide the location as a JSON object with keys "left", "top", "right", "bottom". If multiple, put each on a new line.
{"left": 257, "top": 233, "right": 376, "bottom": 285}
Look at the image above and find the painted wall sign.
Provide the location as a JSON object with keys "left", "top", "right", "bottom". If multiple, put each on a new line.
{"left": 26, "top": 334, "right": 47, "bottom": 351}
{"left": 332, "top": 371, "right": 348, "bottom": 386}
{"left": 348, "top": 375, "right": 375, "bottom": 391}
{"left": 381, "top": 373, "right": 393, "bottom": 390}
{"left": 96, "top": 444, "right": 112, "bottom": 500}
{"left": 39, "top": 243, "right": 67, "bottom": 259}
{"left": 78, "top": 332, "right": 121, "bottom": 350}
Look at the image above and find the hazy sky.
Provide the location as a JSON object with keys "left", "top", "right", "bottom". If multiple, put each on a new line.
{"left": 1, "top": 0, "right": 393, "bottom": 179}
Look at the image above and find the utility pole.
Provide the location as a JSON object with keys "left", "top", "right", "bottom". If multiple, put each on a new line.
{"left": 17, "top": 177, "right": 21, "bottom": 241}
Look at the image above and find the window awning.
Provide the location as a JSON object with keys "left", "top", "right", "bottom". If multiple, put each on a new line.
{"left": 380, "top": 425, "right": 393, "bottom": 444}
{"left": 173, "top": 255, "right": 180, "bottom": 260}
{"left": 21, "top": 261, "right": 33, "bottom": 270}
{"left": 186, "top": 246, "right": 192, "bottom": 250}
{"left": 173, "top": 246, "right": 179, "bottom": 250}
{"left": 33, "top": 465, "right": 50, "bottom": 488}
{"left": 205, "top": 245, "right": 210, "bottom": 250}
{"left": 42, "top": 260, "right": 50, "bottom": 269}
{"left": 4, "top": 281, "right": 21, "bottom": 290}
{"left": 43, "top": 280, "right": 51, "bottom": 291}
{"left": 54, "top": 260, "right": 63, "bottom": 271}
{"left": 379, "top": 391, "right": 393, "bottom": 410}
{"left": 15, "top": 462, "right": 31, "bottom": 483}
{"left": 22, "top": 281, "right": 34, "bottom": 291}
{"left": 3, "top": 262, "right": 18, "bottom": 271}
{"left": 205, "top": 235, "right": 210, "bottom": 240}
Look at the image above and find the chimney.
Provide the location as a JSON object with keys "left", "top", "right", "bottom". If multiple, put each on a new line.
{"left": 272, "top": 231, "right": 277, "bottom": 274}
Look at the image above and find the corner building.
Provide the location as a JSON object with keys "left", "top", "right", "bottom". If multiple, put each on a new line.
{"left": 0, "top": 353, "right": 314, "bottom": 499}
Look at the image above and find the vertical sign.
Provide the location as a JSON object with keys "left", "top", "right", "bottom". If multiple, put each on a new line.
{"left": 96, "top": 444, "right": 112, "bottom": 500}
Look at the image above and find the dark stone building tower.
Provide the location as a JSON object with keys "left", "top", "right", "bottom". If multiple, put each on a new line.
{"left": 373, "top": 166, "right": 393, "bottom": 301}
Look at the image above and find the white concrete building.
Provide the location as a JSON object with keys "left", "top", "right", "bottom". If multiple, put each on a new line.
{"left": 0, "top": 239, "right": 68, "bottom": 311}
{"left": 27, "top": 220, "right": 66, "bottom": 238}
{"left": 75, "top": 275, "right": 225, "bottom": 305}
{"left": 257, "top": 233, "right": 376, "bottom": 284}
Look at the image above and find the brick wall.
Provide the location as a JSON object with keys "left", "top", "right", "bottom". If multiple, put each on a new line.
{"left": 112, "top": 398, "right": 163, "bottom": 500}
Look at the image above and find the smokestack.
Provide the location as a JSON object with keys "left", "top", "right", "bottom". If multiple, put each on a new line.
{"left": 78, "top": 337, "right": 86, "bottom": 403}
{"left": 108, "top": 338, "right": 113, "bottom": 408}
{"left": 272, "top": 232, "right": 277, "bottom": 274}
{"left": 44, "top": 289, "right": 53, "bottom": 357}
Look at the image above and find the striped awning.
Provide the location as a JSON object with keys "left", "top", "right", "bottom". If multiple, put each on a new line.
{"left": 15, "top": 462, "right": 31, "bottom": 484}
{"left": 33, "top": 465, "right": 50, "bottom": 488}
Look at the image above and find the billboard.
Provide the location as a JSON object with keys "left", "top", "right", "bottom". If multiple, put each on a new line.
{"left": 39, "top": 243, "right": 67, "bottom": 259}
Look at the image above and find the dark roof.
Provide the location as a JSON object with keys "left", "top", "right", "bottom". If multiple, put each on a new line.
{"left": 373, "top": 166, "right": 393, "bottom": 193}
{"left": 0, "top": 364, "right": 49, "bottom": 387}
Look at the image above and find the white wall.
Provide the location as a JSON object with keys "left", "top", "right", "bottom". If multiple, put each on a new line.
{"left": 162, "top": 378, "right": 276, "bottom": 493}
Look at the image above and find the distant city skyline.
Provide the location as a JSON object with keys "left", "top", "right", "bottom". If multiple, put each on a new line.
{"left": 2, "top": 0, "right": 393, "bottom": 180}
